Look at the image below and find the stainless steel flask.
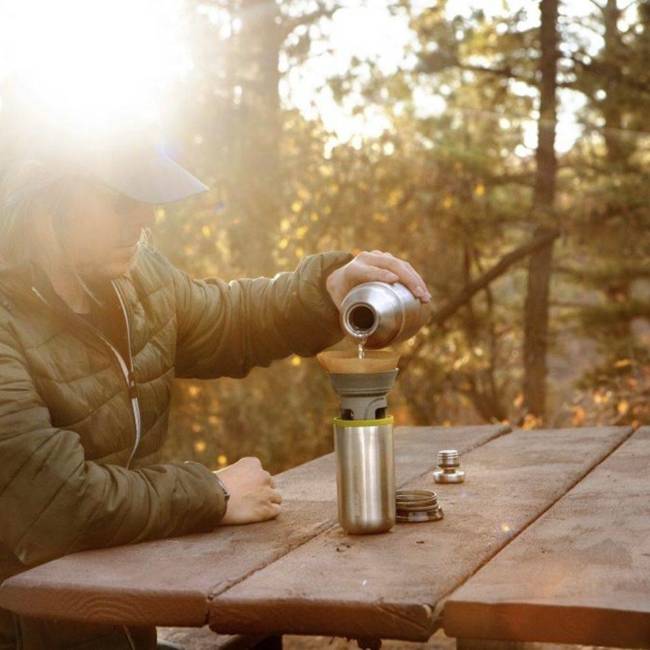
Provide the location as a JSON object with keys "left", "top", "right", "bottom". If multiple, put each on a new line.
{"left": 340, "top": 281, "right": 429, "bottom": 348}
{"left": 334, "top": 416, "right": 396, "bottom": 534}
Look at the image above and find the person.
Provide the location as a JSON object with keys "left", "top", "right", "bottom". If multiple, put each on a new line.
{"left": 0, "top": 137, "right": 431, "bottom": 649}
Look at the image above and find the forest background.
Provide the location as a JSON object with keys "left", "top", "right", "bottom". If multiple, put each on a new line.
{"left": 154, "top": 0, "right": 650, "bottom": 474}
{"left": 12, "top": 0, "right": 648, "bottom": 474}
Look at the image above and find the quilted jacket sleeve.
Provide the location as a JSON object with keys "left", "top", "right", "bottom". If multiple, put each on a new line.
{"left": 170, "top": 250, "right": 354, "bottom": 378}
{"left": 0, "top": 325, "right": 227, "bottom": 567}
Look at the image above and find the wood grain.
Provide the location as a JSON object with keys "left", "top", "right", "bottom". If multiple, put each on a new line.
{"left": 207, "top": 427, "right": 633, "bottom": 642}
{"left": 443, "top": 426, "right": 650, "bottom": 648}
{"left": 0, "top": 425, "right": 507, "bottom": 626}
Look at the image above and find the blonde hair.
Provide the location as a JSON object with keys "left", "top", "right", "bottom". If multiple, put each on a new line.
{"left": 0, "top": 159, "right": 73, "bottom": 267}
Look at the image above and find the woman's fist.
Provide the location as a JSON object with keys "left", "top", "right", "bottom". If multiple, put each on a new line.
{"left": 325, "top": 250, "right": 431, "bottom": 310}
{"left": 214, "top": 456, "right": 282, "bottom": 525}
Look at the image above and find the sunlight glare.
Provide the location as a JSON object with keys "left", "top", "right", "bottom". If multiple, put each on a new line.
{"left": 0, "top": 0, "right": 190, "bottom": 130}
{"left": 283, "top": 4, "right": 414, "bottom": 145}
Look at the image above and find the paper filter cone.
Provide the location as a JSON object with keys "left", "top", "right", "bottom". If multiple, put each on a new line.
{"left": 317, "top": 349, "right": 400, "bottom": 374}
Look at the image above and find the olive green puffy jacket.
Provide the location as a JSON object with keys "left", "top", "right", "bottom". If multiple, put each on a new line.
{"left": 0, "top": 244, "right": 353, "bottom": 649}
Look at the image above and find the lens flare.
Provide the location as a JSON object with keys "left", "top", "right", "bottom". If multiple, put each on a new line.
{"left": 0, "top": 0, "right": 190, "bottom": 130}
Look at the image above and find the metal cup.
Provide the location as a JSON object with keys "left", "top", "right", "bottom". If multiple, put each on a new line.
{"left": 334, "top": 416, "right": 396, "bottom": 534}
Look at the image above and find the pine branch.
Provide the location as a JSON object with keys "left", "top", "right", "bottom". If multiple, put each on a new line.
{"left": 459, "top": 63, "right": 536, "bottom": 86}
{"left": 280, "top": 5, "right": 337, "bottom": 38}
{"left": 554, "top": 264, "right": 650, "bottom": 282}
{"left": 586, "top": 0, "right": 605, "bottom": 13}
{"left": 429, "top": 228, "right": 560, "bottom": 328}
{"left": 399, "top": 228, "right": 560, "bottom": 375}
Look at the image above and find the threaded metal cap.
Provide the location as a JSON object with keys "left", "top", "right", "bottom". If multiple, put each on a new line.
{"left": 433, "top": 448, "right": 465, "bottom": 483}
{"left": 395, "top": 489, "right": 444, "bottom": 523}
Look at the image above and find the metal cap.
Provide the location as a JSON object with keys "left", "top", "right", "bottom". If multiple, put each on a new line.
{"left": 433, "top": 448, "right": 465, "bottom": 483}
{"left": 395, "top": 489, "right": 443, "bottom": 523}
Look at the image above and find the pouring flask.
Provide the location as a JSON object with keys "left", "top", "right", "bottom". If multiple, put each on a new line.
{"left": 339, "top": 281, "right": 429, "bottom": 348}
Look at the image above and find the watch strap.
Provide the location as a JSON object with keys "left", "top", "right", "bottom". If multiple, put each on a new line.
{"left": 213, "top": 473, "right": 230, "bottom": 507}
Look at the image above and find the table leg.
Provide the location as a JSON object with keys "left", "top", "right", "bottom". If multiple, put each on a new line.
{"left": 457, "top": 639, "right": 526, "bottom": 650}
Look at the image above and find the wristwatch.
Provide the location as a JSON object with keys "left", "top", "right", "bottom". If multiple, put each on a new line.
{"left": 214, "top": 473, "right": 230, "bottom": 509}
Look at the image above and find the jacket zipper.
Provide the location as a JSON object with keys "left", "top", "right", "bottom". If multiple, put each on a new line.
{"left": 111, "top": 281, "right": 142, "bottom": 469}
{"left": 31, "top": 285, "right": 142, "bottom": 470}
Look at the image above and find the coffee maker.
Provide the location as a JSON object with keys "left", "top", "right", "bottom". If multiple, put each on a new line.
{"left": 318, "top": 281, "right": 429, "bottom": 534}
{"left": 330, "top": 370, "right": 398, "bottom": 534}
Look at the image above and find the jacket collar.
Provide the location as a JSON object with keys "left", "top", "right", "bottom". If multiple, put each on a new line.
{"left": 0, "top": 257, "right": 113, "bottom": 316}
{"left": 0, "top": 259, "right": 42, "bottom": 309}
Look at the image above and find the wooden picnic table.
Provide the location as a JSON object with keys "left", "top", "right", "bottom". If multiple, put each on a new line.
{"left": 0, "top": 424, "right": 647, "bottom": 649}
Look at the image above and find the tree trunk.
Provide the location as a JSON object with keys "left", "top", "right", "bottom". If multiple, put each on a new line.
{"left": 602, "top": 0, "right": 628, "bottom": 167}
{"left": 229, "top": 0, "right": 284, "bottom": 276}
{"left": 522, "top": 0, "right": 559, "bottom": 419}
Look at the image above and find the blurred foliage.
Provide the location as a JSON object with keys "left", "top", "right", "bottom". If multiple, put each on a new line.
{"left": 152, "top": 0, "right": 649, "bottom": 474}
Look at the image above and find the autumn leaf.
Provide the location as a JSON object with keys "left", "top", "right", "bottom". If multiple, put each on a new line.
{"left": 614, "top": 359, "right": 633, "bottom": 369}
{"left": 521, "top": 414, "right": 543, "bottom": 430}
{"left": 571, "top": 405, "right": 586, "bottom": 426}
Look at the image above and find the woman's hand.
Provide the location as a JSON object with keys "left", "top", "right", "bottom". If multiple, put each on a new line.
{"left": 214, "top": 457, "right": 282, "bottom": 525}
{"left": 325, "top": 250, "right": 431, "bottom": 310}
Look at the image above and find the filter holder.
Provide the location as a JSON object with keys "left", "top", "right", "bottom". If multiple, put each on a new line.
{"left": 328, "top": 370, "right": 398, "bottom": 420}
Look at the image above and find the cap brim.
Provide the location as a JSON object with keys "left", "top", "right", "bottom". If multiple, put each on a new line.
{"left": 88, "top": 146, "right": 209, "bottom": 204}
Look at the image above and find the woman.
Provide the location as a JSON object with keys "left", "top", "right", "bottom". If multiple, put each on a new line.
{"left": 0, "top": 141, "right": 430, "bottom": 649}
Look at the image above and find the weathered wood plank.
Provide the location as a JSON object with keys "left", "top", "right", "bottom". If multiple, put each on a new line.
{"left": 207, "top": 427, "right": 633, "bottom": 642}
{"left": 0, "top": 425, "right": 507, "bottom": 626}
{"left": 443, "top": 426, "right": 650, "bottom": 649}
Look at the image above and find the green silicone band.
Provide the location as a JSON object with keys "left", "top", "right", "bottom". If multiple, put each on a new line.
{"left": 333, "top": 416, "right": 394, "bottom": 427}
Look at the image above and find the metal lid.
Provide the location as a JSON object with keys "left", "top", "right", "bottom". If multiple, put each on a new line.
{"left": 433, "top": 448, "right": 465, "bottom": 483}
{"left": 395, "top": 489, "right": 443, "bottom": 523}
